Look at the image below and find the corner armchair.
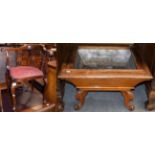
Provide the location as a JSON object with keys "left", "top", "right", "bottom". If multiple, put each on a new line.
{"left": 2, "top": 44, "right": 47, "bottom": 111}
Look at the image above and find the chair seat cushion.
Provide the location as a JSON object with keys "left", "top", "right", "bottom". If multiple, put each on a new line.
{"left": 10, "top": 66, "right": 43, "bottom": 80}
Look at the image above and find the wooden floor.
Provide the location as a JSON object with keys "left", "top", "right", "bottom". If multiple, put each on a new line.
{"left": 1, "top": 83, "right": 153, "bottom": 112}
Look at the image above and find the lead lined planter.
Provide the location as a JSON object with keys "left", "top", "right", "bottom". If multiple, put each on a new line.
{"left": 58, "top": 44, "right": 153, "bottom": 111}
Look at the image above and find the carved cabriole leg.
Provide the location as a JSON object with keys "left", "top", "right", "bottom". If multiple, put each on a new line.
{"left": 122, "top": 90, "right": 135, "bottom": 111}
{"left": 146, "top": 90, "right": 155, "bottom": 111}
{"left": 74, "top": 90, "right": 88, "bottom": 110}
{"left": 11, "top": 82, "right": 17, "bottom": 111}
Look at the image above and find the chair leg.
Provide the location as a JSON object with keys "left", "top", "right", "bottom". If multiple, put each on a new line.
{"left": 122, "top": 90, "right": 135, "bottom": 111}
{"left": 11, "top": 82, "right": 17, "bottom": 111}
{"left": 43, "top": 78, "right": 47, "bottom": 106}
{"left": 5, "top": 71, "right": 11, "bottom": 91}
{"left": 74, "top": 90, "right": 88, "bottom": 110}
{"left": 30, "top": 81, "right": 34, "bottom": 92}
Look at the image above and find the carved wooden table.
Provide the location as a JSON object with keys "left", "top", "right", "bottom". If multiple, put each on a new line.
{"left": 57, "top": 44, "right": 152, "bottom": 111}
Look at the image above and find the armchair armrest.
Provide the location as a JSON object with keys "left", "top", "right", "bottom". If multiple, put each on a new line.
{"left": 39, "top": 44, "right": 57, "bottom": 74}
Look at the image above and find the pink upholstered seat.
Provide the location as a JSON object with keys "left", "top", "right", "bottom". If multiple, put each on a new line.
{"left": 10, "top": 66, "right": 43, "bottom": 80}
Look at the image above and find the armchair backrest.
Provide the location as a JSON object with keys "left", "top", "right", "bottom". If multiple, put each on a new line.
{"left": 16, "top": 44, "right": 44, "bottom": 68}
{"left": 1, "top": 44, "right": 45, "bottom": 70}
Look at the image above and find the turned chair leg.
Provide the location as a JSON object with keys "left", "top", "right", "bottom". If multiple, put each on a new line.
{"left": 11, "top": 82, "right": 17, "bottom": 111}
{"left": 74, "top": 90, "right": 88, "bottom": 110}
{"left": 122, "top": 90, "right": 135, "bottom": 111}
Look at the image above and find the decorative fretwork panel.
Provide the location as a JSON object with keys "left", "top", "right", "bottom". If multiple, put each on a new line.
{"left": 16, "top": 49, "right": 42, "bottom": 69}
